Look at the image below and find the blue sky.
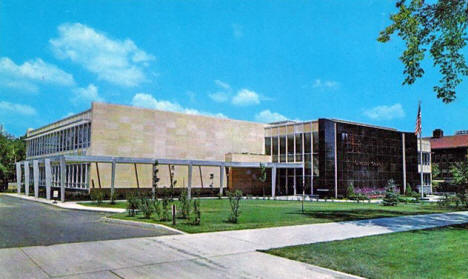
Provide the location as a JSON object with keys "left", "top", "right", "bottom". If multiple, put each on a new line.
{"left": 1, "top": 0, "right": 467, "bottom": 137}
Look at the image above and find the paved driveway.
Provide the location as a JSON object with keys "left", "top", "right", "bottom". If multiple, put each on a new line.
{"left": 0, "top": 195, "right": 177, "bottom": 248}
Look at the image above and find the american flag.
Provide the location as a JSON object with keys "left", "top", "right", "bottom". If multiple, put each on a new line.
{"left": 415, "top": 102, "right": 421, "bottom": 135}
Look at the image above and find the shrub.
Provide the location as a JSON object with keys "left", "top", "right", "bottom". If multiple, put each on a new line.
{"left": 161, "top": 195, "right": 170, "bottom": 221}
{"left": 227, "top": 190, "right": 242, "bottom": 223}
{"left": 217, "top": 191, "right": 223, "bottom": 199}
{"left": 346, "top": 182, "right": 355, "bottom": 199}
{"left": 138, "top": 195, "right": 154, "bottom": 219}
{"left": 438, "top": 194, "right": 451, "bottom": 208}
{"left": 405, "top": 184, "right": 413, "bottom": 196}
{"left": 153, "top": 199, "right": 161, "bottom": 220}
{"left": 191, "top": 199, "right": 201, "bottom": 225}
{"left": 178, "top": 189, "right": 190, "bottom": 219}
{"left": 90, "top": 190, "right": 104, "bottom": 205}
{"left": 126, "top": 192, "right": 139, "bottom": 217}
{"left": 383, "top": 179, "right": 399, "bottom": 206}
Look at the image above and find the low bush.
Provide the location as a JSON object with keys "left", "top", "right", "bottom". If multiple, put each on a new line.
{"left": 227, "top": 190, "right": 242, "bottom": 223}
{"left": 126, "top": 192, "right": 139, "bottom": 217}
{"left": 138, "top": 195, "right": 154, "bottom": 219}
{"left": 383, "top": 179, "right": 399, "bottom": 206}
{"left": 90, "top": 190, "right": 104, "bottom": 205}
{"left": 191, "top": 199, "right": 201, "bottom": 225}
{"left": 161, "top": 195, "right": 170, "bottom": 221}
{"left": 178, "top": 189, "right": 190, "bottom": 219}
{"left": 346, "top": 182, "right": 355, "bottom": 199}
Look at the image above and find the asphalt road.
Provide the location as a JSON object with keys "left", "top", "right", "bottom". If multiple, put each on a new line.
{"left": 0, "top": 195, "right": 177, "bottom": 248}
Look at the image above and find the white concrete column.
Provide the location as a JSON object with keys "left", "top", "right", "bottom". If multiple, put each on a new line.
{"left": 271, "top": 165, "right": 277, "bottom": 197}
{"left": 187, "top": 163, "right": 192, "bottom": 200}
{"left": 219, "top": 165, "right": 224, "bottom": 196}
{"left": 111, "top": 160, "right": 116, "bottom": 199}
{"left": 24, "top": 161, "right": 30, "bottom": 196}
{"left": 60, "top": 157, "right": 66, "bottom": 202}
{"left": 33, "top": 160, "right": 39, "bottom": 198}
{"left": 16, "top": 162, "right": 22, "bottom": 194}
{"left": 45, "top": 159, "right": 52, "bottom": 200}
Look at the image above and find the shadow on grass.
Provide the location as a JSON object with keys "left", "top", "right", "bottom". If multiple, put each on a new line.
{"left": 285, "top": 209, "right": 437, "bottom": 222}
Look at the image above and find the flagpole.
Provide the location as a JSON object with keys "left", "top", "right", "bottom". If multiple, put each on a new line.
{"left": 419, "top": 101, "right": 424, "bottom": 199}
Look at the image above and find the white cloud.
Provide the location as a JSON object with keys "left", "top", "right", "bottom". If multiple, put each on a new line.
{"left": 209, "top": 92, "right": 230, "bottom": 103}
{"left": 0, "top": 57, "right": 75, "bottom": 92}
{"left": 232, "top": 89, "right": 260, "bottom": 106}
{"left": 255, "top": 110, "right": 288, "bottom": 123}
{"left": 73, "top": 84, "right": 104, "bottom": 103}
{"left": 363, "top": 103, "right": 405, "bottom": 120}
{"left": 209, "top": 80, "right": 232, "bottom": 103}
{"left": 50, "top": 23, "right": 155, "bottom": 87}
{"left": 131, "top": 93, "right": 226, "bottom": 118}
{"left": 214, "top": 79, "right": 231, "bottom": 90}
{"left": 312, "top": 79, "right": 339, "bottom": 90}
{"left": 0, "top": 101, "right": 36, "bottom": 116}
{"left": 232, "top": 24, "right": 243, "bottom": 39}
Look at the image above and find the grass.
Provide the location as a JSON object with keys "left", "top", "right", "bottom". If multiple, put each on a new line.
{"left": 267, "top": 224, "right": 468, "bottom": 279}
{"left": 80, "top": 199, "right": 458, "bottom": 233}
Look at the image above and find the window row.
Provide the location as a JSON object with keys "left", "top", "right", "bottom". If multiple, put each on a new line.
{"left": 265, "top": 132, "right": 318, "bottom": 163}
{"left": 27, "top": 123, "right": 91, "bottom": 157}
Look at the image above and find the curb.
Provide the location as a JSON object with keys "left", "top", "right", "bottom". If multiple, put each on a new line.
{"left": 1, "top": 193, "right": 125, "bottom": 214}
{"left": 101, "top": 216, "right": 187, "bottom": 235}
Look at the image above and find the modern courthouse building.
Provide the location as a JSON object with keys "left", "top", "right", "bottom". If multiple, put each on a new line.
{"left": 16, "top": 102, "right": 430, "bottom": 201}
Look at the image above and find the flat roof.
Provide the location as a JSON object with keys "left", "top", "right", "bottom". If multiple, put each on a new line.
{"left": 426, "top": 134, "right": 468, "bottom": 149}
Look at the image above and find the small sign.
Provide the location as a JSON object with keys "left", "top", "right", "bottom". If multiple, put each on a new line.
{"left": 53, "top": 190, "right": 59, "bottom": 198}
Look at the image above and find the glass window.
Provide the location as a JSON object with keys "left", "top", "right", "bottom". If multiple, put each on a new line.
{"left": 287, "top": 134, "right": 294, "bottom": 162}
{"left": 304, "top": 133, "right": 312, "bottom": 154}
{"left": 280, "top": 136, "right": 286, "bottom": 162}
{"left": 272, "top": 137, "right": 278, "bottom": 162}
{"left": 295, "top": 133, "right": 303, "bottom": 162}
{"left": 265, "top": 137, "right": 271, "bottom": 155}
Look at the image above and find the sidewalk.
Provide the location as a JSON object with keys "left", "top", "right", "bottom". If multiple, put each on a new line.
{"left": 2, "top": 209, "right": 468, "bottom": 278}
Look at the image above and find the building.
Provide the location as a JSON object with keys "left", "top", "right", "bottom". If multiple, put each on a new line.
{"left": 265, "top": 119, "right": 425, "bottom": 197}
{"left": 427, "top": 129, "right": 468, "bottom": 191}
{"left": 16, "top": 102, "right": 425, "bottom": 201}
{"left": 418, "top": 138, "right": 432, "bottom": 194}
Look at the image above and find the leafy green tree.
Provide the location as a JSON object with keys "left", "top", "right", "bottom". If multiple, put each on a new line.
{"left": 378, "top": 0, "right": 468, "bottom": 103}
{"left": 0, "top": 129, "right": 25, "bottom": 190}
{"left": 432, "top": 163, "right": 441, "bottom": 179}
{"left": 450, "top": 155, "right": 468, "bottom": 197}
{"left": 152, "top": 160, "right": 160, "bottom": 200}
{"left": 258, "top": 163, "right": 267, "bottom": 196}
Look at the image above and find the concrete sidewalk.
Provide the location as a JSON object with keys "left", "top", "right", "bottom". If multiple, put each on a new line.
{"left": 2, "top": 211, "right": 468, "bottom": 278}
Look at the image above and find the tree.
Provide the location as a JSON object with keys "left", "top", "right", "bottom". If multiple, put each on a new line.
{"left": 378, "top": 0, "right": 468, "bottom": 103}
{"left": 450, "top": 155, "right": 468, "bottom": 195}
{"left": 432, "top": 163, "right": 441, "bottom": 179}
{"left": 152, "top": 160, "right": 159, "bottom": 200}
{"left": 0, "top": 129, "right": 25, "bottom": 191}
{"left": 383, "top": 179, "right": 399, "bottom": 206}
{"left": 258, "top": 163, "right": 267, "bottom": 196}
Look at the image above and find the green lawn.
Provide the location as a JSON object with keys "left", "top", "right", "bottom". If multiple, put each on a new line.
{"left": 80, "top": 199, "right": 458, "bottom": 233}
{"left": 267, "top": 224, "right": 468, "bottom": 279}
